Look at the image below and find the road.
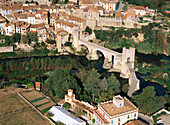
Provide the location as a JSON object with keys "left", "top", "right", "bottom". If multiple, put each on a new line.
{"left": 138, "top": 113, "right": 154, "bottom": 125}
{"left": 127, "top": 62, "right": 138, "bottom": 97}
{"left": 116, "top": 0, "right": 125, "bottom": 12}
{"left": 80, "top": 40, "right": 121, "bottom": 56}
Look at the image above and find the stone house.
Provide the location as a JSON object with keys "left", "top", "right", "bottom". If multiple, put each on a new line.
{"left": 132, "top": 6, "right": 146, "bottom": 16}
{"left": 99, "top": 0, "right": 119, "bottom": 12}
{"left": 4, "top": 22, "right": 15, "bottom": 36}
{"left": 0, "top": 16, "right": 6, "bottom": 34}
{"left": 50, "top": 13, "right": 59, "bottom": 27}
{"left": 83, "top": 6, "right": 99, "bottom": 29}
{"left": 65, "top": 89, "right": 96, "bottom": 119}
{"left": 55, "top": 20, "right": 77, "bottom": 34}
{"left": 97, "top": 6, "right": 104, "bottom": 16}
{"left": 62, "top": 15, "right": 86, "bottom": 31}
{"left": 115, "top": 12, "right": 123, "bottom": 21}
{"left": 1, "top": 5, "right": 13, "bottom": 16}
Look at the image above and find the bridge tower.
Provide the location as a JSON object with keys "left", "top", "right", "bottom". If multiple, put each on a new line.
{"left": 121, "top": 47, "right": 140, "bottom": 97}
{"left": 121, "top": 47, "right": 135, "bottom": 78}
{"left": 72, "top": 29, "right": 82, "bottom": 51}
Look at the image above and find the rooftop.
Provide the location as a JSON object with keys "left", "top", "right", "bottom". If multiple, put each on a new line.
{"left": 99, "top": 97, "right": 137, "bottom": 116}
{"left": 72, "top": 99, "right": 96, "bottom": 114}
{"left": 49, "top": 106, "right": 86, "bottom": 124}
{"left": 56, "top": 20, "right": 76, "bottom": 28}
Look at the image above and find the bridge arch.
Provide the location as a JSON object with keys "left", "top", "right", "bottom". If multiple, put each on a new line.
{"left": 79, "top": 44, "right": 89, "bottom": 54}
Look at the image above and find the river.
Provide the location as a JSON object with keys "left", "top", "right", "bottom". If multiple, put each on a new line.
{"left": 0, "top": 53, "right": 169, "bottom": 96}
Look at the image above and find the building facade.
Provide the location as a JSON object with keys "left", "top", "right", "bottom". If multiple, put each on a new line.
{"left": 94, "top": 95, "right": 138, "bottom": 125}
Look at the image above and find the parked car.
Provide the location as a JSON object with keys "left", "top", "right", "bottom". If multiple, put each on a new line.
{"left": 157, "top": 119, "right": 163, "bottom": 124}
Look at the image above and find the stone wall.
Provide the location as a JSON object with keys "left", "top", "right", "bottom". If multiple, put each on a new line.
{"left": 98, "top": 17, "right": 150, "bottom": 28}
{"left": 11, "top": 0, "right": 51, "bottom": 5}
{"left": 0, "top": 46, "right": 13, "bottom": 53}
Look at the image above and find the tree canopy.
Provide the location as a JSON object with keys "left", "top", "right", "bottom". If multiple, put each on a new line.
{"left": 132, "top": 86, "right": 167, "bottom": 115}
{"left": 45, "top": 67, "right": 81, "bottom": 98}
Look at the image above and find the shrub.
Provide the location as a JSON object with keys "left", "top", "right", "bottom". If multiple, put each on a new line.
{"left": 92, "top": 118, "right": 95, "bottom": 123}
{"left": 62, "top": 102, "right": 71, "bottom": 110}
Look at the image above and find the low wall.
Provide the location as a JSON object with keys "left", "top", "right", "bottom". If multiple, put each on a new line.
{"left": 0, "top": 46, "right": 13, "bottom": 53}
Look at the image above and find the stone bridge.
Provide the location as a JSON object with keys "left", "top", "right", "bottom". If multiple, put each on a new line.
{"left": 73, "top": 29, "right": 137, "bottom": 79}
{"left": 58, "top": 29, "right": 140, "bottom": 97}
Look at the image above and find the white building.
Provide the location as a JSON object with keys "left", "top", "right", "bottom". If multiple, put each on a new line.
{"left": 94, "top": 95, "right": 138, "bottom": 125}
{"left": 133, "top": 6, "right": 146, "bottom": 16}
{"left": 49, "top": 106, "right": 86, "bottom": 125}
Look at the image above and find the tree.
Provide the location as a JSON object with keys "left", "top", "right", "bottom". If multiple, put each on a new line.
{"left": 132, "top": 86, "right": 166, "bottom": 115}
{"left": 92, "top": 119, "right": 95, "bottom": 123}
{"left": 85, "top": 26, "right": 92, "bottom": 35}
{"left": 53, "top": 0, "right": 58, "bottom": 4}
{"left": 13, "top": 33, "right": 20, "bottom": 43}
{"left": 76, "top": 69, "right": 88, "bottom": 83}
{"left": 100, "top": 77, "right": 108, "bottom": 92}
{"left": 122, "top": 84, "right": 129, "bottom": 93}
{"left": 62, "top": 102, "right": 71, "bottom": 110}
{"left": 137, "top": 41, "right": 153, "bottom": 54}
{"left": 83, "top": 69, "right": 101, "bottom": 100}
{"left": 65, "top": 0, "right": 68, "bottom": 4}
{"left": 133, "top": 32, "right": 138, "bottom": 38}
{"left": 27, "top": 32, "right": 38, "bottom": 43}
{"left": 27, "top": 82, "right": 34, "bottom": 88}
{"left": 21, "top": 35, "right": 29, "bottom": 44}
{"left": 107, "top": 74, "right": 121, "bottom": 94}
{"left": 45, "top": 68, "right": 81, "bottom": 98}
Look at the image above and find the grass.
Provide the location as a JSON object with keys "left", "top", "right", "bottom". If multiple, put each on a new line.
{"left": 30, "top": 97, "right": 46, "bottom": 103}
{"left": 0, "top": 87, "right": 50, "bottom": 125}
{"left": 42, "top": 106, "right": 53, "bottom": 114}
{"left": 36, "top": 101, "right": 51, "bottom": 108}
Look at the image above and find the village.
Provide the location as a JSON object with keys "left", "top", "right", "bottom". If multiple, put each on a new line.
{"left": 0, "top": 0, "right": 169, "bottom": 125}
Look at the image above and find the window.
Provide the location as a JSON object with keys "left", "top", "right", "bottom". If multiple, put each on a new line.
{"left": 111, "top": 120, "right": 113, "bottom": 123}
{"left": 120, "top": 103, "right": 122, "bottom": 107}
{"left": 134, "top": 113, "right": 136, "bottom": 117}
{"left": 118, "top": 118, "right": 120, "bottom": 121}
{"left": 127, "top": 115, "right": 130, "bottom": 119}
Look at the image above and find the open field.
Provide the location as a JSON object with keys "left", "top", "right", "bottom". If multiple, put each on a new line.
{"left": 38, "top": 102, "right": 55, "bottom": 111}
{"left": 21, "top": 90, "right": 55, "bottom": 113}
{"left": 0, "top": 87, "right": 50, "bottom": 125}
{"left": 33, "top": 98, "right": 50, "bottom": 106}
{"left": 21, "top": 90, "right": 43, "bottom": 101}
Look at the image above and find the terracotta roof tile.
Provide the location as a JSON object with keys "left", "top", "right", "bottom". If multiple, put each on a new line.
{"left": 72, "top": 100, "right": 95, "bottom": 113}
{"left": 95, "top": 110, "right": 109, "bottom": 123}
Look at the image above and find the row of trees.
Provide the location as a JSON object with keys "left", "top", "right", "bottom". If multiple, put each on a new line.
{"left": 2, "top": 32, "right": 38, "bottom": 46}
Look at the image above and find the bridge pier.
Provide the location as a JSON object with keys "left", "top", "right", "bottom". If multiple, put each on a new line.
{"left": 86, "top": 48, "right": 99, "bottom": 60}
